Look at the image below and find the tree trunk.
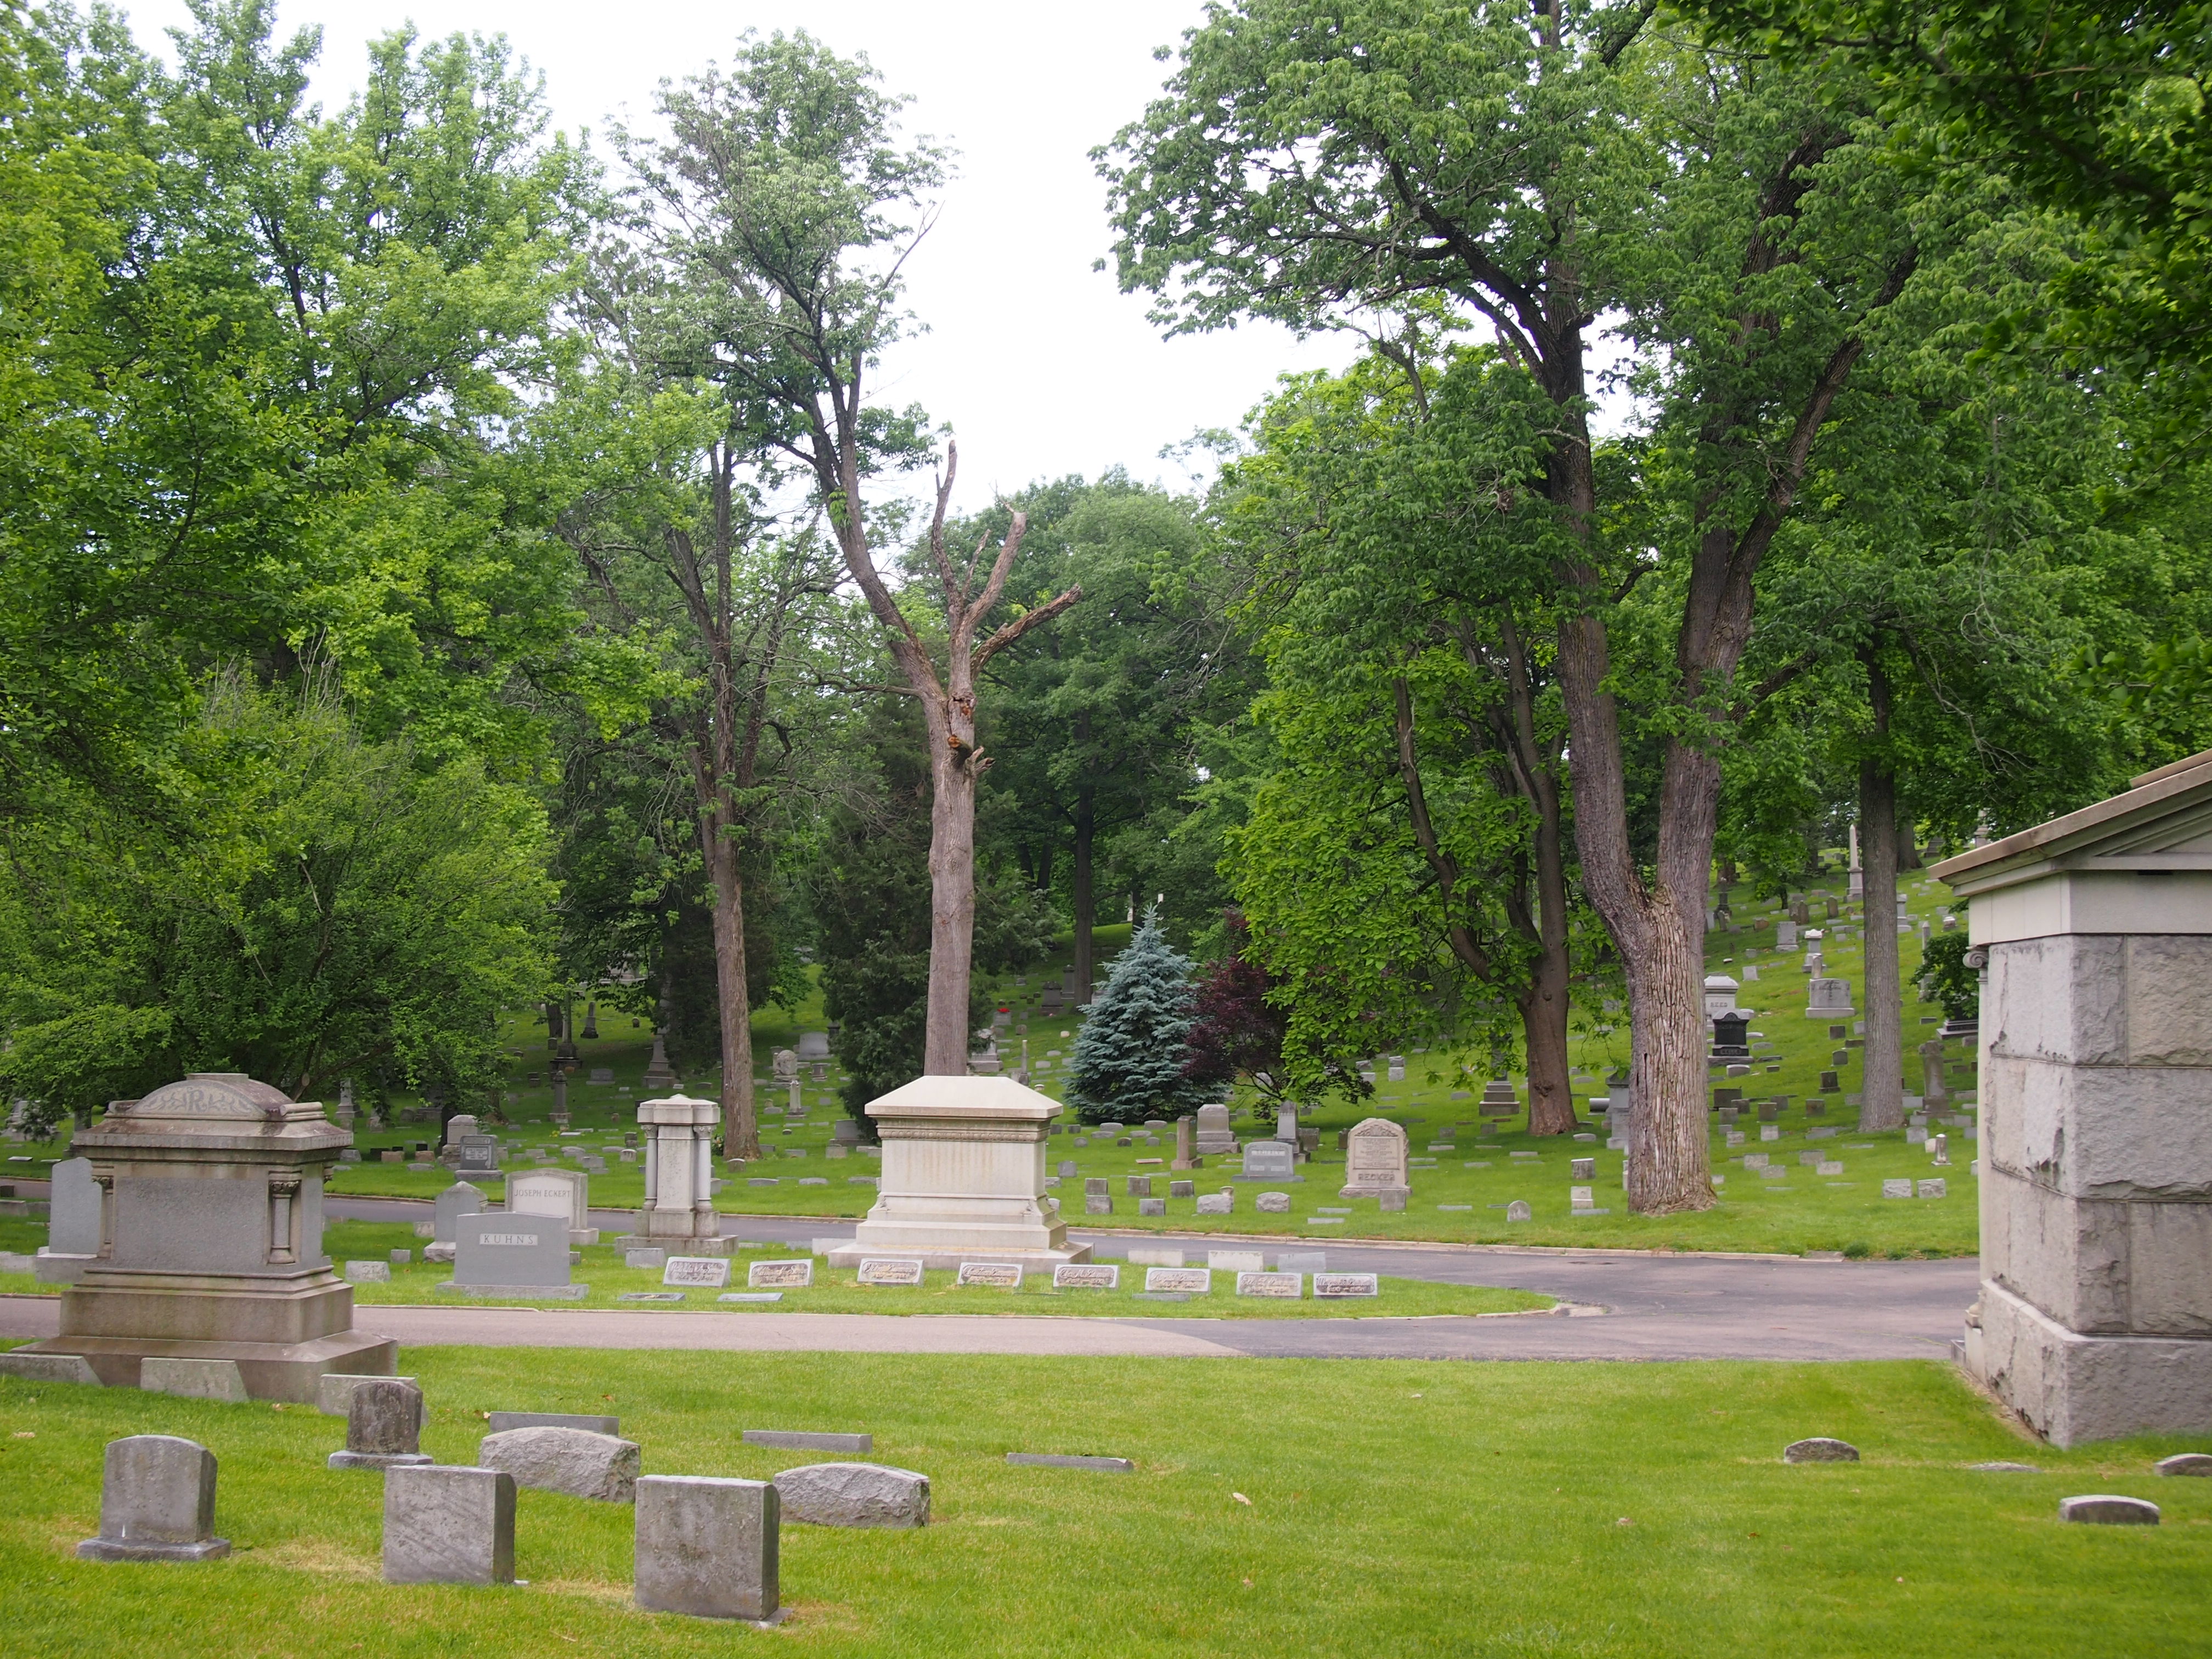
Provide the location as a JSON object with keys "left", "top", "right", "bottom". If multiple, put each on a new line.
{"left": 690, "top": 715, "right": 759, "bottom": 1160}
{"left": 1071, "top": 783, "right": 1096, "bottom": 1002}
{"left": 921, "top": 692, "right": 981, "bottom": 1075}
{"left": 1555, "top": 606, "right": 1719, "bottom": 1214}
{"left": 1857, "top": 651, "right": 1904, "bottom": 1132}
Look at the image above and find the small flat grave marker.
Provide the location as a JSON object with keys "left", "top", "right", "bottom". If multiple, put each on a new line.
{"left": 749, "top": 1259, "right": 814, "bottom": 1288}
{"left": 1313, "top": 1273, "right": 1379, "bottom": 1298}
{"left": 1237, "top": 1271, "right": 1302, "bottom": 1298}
{"left": 1144, "top": 1267, "right": 1212, "bottom": 1295}
{"left": 1052, "top": 1263, "right": 1119, "bottom": 1290}
{"left": 1006, "top": 1453, "right": 1134, "bottom": 1472}
{"left": 664, "top": 1257, "right": 731, "bottom": 1288}
{"left": 956, "top": 1262, "right": 1024, "bottom": 1289}
{"left": 855, "top": 1259, "right": 924, "bottom": 1286}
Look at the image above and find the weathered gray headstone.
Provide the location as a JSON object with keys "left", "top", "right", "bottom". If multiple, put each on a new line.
{"left": 1144, "top": 1267, "right": 1212, "bottom": 1295}
{"left": 665, "top": 1256, "right": 731, "bottom": 1288}
{"left": 627, "top": 1247, "right": 669, "bottom": 1270}
{"left": 1314, "top": 1273, "right": 1379, "bottom": 1298}
{"left": 749, "top": 1260, "right": 812, "bottom": 1289}
{"left": 1236, "top": 1271, "right": 1302, "bottom": 1298}
{"left": 383, "top": 1464, "right": 515, "bottom": 1584}
{"left": 2155, "top": 1453, "right": 2212, "bottom": 1476}
{"left": 1006, "top": 1452, "right": 1134, "bottom": 1472}
{"left": 1782, "top": 1438, "right": 1859, "bottom": 1463}
{"left": 1255, "top": 1191, "right": 1291, "bottom": 1214}
{"left": 329, "top": 1379, "right": 431, "bottom": 1470}
{"left": 1505, "top": 1200, "right": 1532, "bottom": 1222}
{"left": 1194, "top": 1192, "right": 1232, "bottom": 1215}
{"left": 634, "top": 1475, "right": 781, "bottom": 1622}
{"left": 771, "top": 1462, "right": 929, "bottom": 1528}
{"left": 433, "top": 1180, "right": 485, "bottom": 1244}
{"left": 1194, "top": 1102, "right": 1237, "bottom": 1156}
{"left": 76, "top": 1435, "right": 229, "bottom": 1561}
{"left": 955, "top": 1262, "right": 1023, "bottom": 1288}
{"left": 486, "top": 1411, "right": 618, "bottom": 1435}
{"left": 343, "top": 1260, "right": 391, "bottom": 1284}
{"left": 743, "top": 1429, "right": 871, "bottom": 1454}
{"left": 2058, "top": 1494, "right": 2160, "bottom": 1525}
{"left": 477, "top": 1425, "right": 640, "bottom": 1502}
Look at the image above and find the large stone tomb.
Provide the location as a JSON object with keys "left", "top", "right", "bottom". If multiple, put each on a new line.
{"left": 1938, "top": 746, "right": 2212, "bottom": 1446}
{"left": 827, "top": 1076, "right": 1086, "bottom": 1270}
{"left": 16, "top": 1073, "right": 393, "bottom": 1401}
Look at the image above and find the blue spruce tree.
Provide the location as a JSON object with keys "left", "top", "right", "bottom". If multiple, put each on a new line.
{"left": 1067, "top": 911, "right": 1204, "bottom": 1123}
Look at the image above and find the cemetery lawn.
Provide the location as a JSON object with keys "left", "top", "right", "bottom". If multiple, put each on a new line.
{"left": 3, "top": 1350, "right": 2205, "bottom": 1657}
{"left": 0, "top": 1222, "right": 1554, "bottom": 1320}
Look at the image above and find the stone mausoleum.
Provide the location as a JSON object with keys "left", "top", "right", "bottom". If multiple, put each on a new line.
{"left": 18, "top": 1073, "right": 393, "bottom": 1400}
{"left": 1937, "top": 748, "right": 2212, "bottom": 1445}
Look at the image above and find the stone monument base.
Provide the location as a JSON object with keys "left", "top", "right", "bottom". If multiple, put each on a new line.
{"left": 431, "top": 1282, "right": 589, "bottom": 1301}
{"left": 1965, "top": 1282, "right": 2212, "bottom": 1448}
{"left": 833, "top": 1075, "right": 1088, "bottom": 1271}
{"left": 77, "top": 1536, "right": 231, "bottom": 1563}
{"left": 22, "top": 1329, "right": 395, "bottom": 1403}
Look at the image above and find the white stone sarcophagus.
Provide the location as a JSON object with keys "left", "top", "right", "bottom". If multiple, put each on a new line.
{"left": 1936, "top": 749, "right": 2212, "bottom": 1446}
{"left": 826, "top": 1075, "right": 1086, "bottom": 1269}
{"left": 19, "top": 1073, "right": 394, "bottom": 1401}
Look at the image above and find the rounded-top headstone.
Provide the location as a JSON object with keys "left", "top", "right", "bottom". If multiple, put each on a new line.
{"left": 2154, "top": 1453, "right": 2212, "bottom": 1477}
{"left": 2058, "top": 1494, "right": 2159, "bottom": 1525}
{"left": 351, "top": 1379, "right": 426, "bottom": 1456}
{"left": 1782, "top": 1438, "right": 1859, "bottom": 1463}
{"left": 771, "top": 1461, "right": 929, "bottom": 1528}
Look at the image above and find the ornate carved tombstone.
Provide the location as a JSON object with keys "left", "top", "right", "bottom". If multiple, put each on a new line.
{"left": 19, "top": 1073, "right": 394, "bottom": 1400}
{"left": 637, "top": 1093, "right": 721, "bottom": 1243}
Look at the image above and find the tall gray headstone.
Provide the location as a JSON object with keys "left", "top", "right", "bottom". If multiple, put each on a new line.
{"left": 382, "top": 1464, "right": 515, "bottom": 1585}
{"left": 76, "top": 1435, "right": 229, "bottom": 1561}
{"left": 434, "top": 1181, "right": 485, "bottom": 1244}
{"left": 47, "top": 1156, "right": 101, "bottom": 1256}
{"left": 634, "top": 1475, "right": 781, "bottom": 1621}
{"left": 1339, "top": 1118, "right": 1409, "bottom": 1200}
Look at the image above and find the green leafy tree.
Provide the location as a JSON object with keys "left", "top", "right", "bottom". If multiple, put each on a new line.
{"left": 1067, "top": 912, "right": 1205, "bottom": 1123}
{"left": 1104, "top": 4, "right": 1940, "bottom": 1209}
{"left": 623, "top": 32, "right": 1077, "bottom": 1077}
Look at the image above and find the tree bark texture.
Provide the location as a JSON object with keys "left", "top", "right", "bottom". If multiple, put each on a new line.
{"left": 1857, "top": 650, "right": 1904, "bottom": 1132}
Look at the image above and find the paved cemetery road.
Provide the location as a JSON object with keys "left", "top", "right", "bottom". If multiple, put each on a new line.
{"left": 0, "top": 1198, "right": 1974, "bottom": 1363}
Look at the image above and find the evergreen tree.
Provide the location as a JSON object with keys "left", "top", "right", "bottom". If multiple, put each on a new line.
{"left": 1067, "top": 912, "right": 1203, "bottom": 1123}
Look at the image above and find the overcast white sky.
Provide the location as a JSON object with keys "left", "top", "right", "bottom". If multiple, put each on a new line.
{"left": 118, "top": 0, "right": 1369, "bottom": 512}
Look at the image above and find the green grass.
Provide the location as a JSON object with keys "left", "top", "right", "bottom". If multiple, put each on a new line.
{"left": 0, "top": 1218, "right": 1551, "bottom": 1321}
{"left": 1, "top": 1350, "right": 2203, "bottom": 1656}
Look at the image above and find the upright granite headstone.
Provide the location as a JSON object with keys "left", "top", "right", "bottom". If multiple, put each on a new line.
{"left": 383, "top": 1464, "right": 515, "bottom": 1585}
{"left": 328, "top": 1378, "right": 431, "bottom": 1470}
{"left": 433, "top": 1181, "right": 485, "bottom": 1244}
{"left": 1239, "top": 1139, "right": 1297, "bottom": 1183}
{"left": 506, "top": 1166, "right": 594, "bottom": 1246}
{"left": 634, "top": 1475, "right": 780, "bottom": 1622}
{"left": 447, "top": 1212, "right": 579, "bottom": 1296}
{"left": 1339, "top": 1119, "right": 1410, "bottom": 1202}
{"left": 36, "top": 1155, "right": 100, "bottom": 1282}
{"left": 1807, "top": 976, "right": 1855, "bottom": 1018}
{"left": 1193, "top": 1103, "right": 1237, "bottom": 1156}
{"left": 77, "top": 1435, "right": 229, "bottom": 1561}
